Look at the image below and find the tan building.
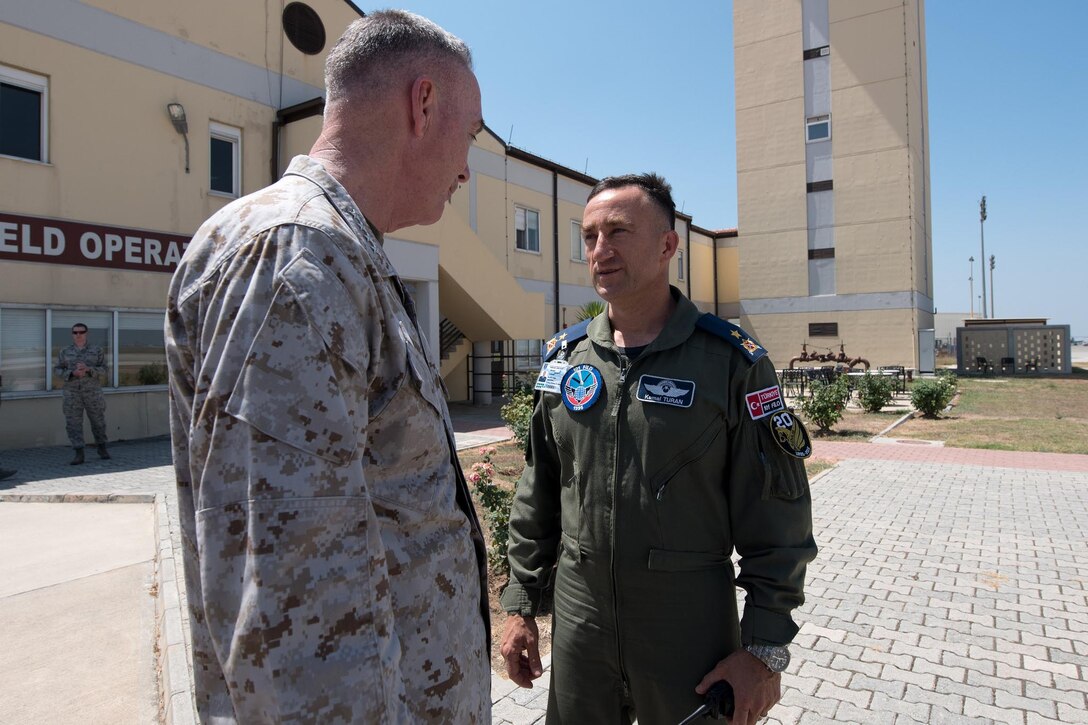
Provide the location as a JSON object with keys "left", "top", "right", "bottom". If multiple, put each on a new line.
{"left": 1, "top": 0, "right": 930, "bottom": 449}
{"left": 733, "top": 0, "right": 933, "bottom": 368}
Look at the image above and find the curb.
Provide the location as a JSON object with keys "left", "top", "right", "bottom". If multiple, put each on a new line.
{"left": 872, "top": 409, "right": 915, "bottom": 439}
{"left": 0, "top": 492, "right": 197, "bottom": 725}
{"left": 153, "top": 494, "right": 198, "bottom": 725}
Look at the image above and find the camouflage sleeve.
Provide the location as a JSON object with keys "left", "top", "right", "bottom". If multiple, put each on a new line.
{"left": 501, "top": 392, "right": 562, "bottom": 616}
{"left": 89, "top": 346, "right": 107, "bottom": 378}
{"left": 53, "top": 347, "right": 70, "bottom": 379}
{"left": 179, "top": 237, "right": 410, "bottom": 721}
{"left": 727, "top": 356, "right": 818, "bottom": 646}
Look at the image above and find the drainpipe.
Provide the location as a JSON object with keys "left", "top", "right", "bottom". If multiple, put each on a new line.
{"left": 272, "top": 97, "right": 326, "bottom": 182}
{"left": 552, "top": 171, "right": 560, "bottom": 332}
{"left": 685, "top": 222, "right": 692, "bottom": 299}
{"left": 712, "top": 233, "right": 719, "bottom": 316}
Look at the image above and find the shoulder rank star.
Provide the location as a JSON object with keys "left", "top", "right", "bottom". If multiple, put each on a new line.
{"left": 545, "top": 332, "right": 568, "bottom": 355}
{"left": 731, "top": 330, "right": 742, "bottom": 339}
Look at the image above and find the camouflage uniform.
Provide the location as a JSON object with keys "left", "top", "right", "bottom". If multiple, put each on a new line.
{"left": 501, "top": 290, "right": 817, "bottom": 724}
{"left": 166, "top": 156, "right": 490, "bottom": 723}
{"left": 54, "top": 343, "right": 108, "bottom": 448}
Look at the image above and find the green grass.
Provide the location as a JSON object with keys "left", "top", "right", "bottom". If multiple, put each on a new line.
{"left": 890, "top": 369, "right": 1088, "bottom": 454}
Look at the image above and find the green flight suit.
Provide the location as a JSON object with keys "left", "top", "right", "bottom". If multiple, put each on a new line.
{"left": 501, "top": 290, "right": 817, "bottom": 725}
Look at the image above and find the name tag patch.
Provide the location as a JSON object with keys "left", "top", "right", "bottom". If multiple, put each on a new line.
{"left": 562, "top": 364, "right": 603, "bottom": 412}
{"left": 746, "top": 385, "right": 785, "bottom": 420}
{"left": 636, "top": 375, "right": 695, "bottom": 408}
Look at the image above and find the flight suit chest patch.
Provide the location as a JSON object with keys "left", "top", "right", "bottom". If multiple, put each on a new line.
{"left": 561, "top": 364, "right": 603, "bottom": 412}
{"left": 768, "top": 410, "right": 813, "bottom": 459}
{"left": 635, "top": 374, "right": 695, "bottom": 408}
{"left": 746, "top": 385, "right": 785, "bottom": 420}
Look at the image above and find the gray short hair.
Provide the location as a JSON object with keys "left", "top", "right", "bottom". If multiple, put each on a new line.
{"left": 325, "top": 10, "right": 473, "bottom": 102}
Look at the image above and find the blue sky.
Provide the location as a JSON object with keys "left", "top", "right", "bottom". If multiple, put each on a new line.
{"left": 354, "top": 1, "right": 1088, "bottom": 338}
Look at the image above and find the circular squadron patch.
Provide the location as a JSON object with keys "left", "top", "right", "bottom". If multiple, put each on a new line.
{"left": 561, "top": 364, "right": 603, "bottom": 412}
{"left": 768, "top": 410, "right": 812, "bottom": 459}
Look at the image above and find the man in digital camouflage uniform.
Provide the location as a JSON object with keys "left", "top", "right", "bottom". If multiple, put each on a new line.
{"left": 55, "top": 323, "right": 110, "bottom": 465}
{"left": 166, "top": 11, "right": 489, "bottom": 723}
{"left": 500, "top": 174, "right": 818, "bottom": 725}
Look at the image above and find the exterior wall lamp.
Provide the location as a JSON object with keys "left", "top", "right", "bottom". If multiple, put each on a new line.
{"left": 167, "top": 102, "right": 190, "bottom": 173}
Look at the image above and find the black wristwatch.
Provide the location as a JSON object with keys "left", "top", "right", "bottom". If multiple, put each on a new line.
{"left": 744, "top": 643, "right": 791, "bottom": 673}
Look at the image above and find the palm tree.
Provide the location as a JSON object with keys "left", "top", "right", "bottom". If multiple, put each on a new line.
{"left": 574, "top": 301, "right": 605, "bottom": 321}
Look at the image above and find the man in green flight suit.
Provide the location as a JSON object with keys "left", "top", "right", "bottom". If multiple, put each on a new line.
{"left": 500, "top": 173, "right": 817, "bottom": 725}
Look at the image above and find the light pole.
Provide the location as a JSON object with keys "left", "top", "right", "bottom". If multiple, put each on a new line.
{"left": 968, "top": 256, "right": 975, "bottom": 317}
{"left": 989, "top": 255, "right": 996, "bottom": 318}
{"left": 979, "top": 196, "right": 988, "bottom": 318}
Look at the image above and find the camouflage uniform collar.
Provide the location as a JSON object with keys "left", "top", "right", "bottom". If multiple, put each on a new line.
{"left": 588, "top": 286, "right": 700, "bottom": 355}
{"left": 282, "top": 155, "right": 393, "bottom": 276}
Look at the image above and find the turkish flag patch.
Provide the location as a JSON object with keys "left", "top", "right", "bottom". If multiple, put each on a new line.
{"left": 745, "top": 385, "right": 785, "bottom": 420}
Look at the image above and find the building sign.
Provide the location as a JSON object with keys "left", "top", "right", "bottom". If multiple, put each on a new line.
{"left": 0, "top": 212, "right": 190, "bottom": 274}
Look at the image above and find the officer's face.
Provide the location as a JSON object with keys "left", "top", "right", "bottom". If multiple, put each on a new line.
{"left": 582, "top": 186, "right": 677, "bottom": 306}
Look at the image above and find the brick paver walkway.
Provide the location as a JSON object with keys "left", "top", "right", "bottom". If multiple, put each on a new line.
{"left": 3, "top": 429, "right": 1086, "bottom": 723}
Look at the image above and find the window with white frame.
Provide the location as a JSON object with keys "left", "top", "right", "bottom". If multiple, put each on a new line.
{"left": 209, "top": 121, "right": 241, "bottom": 196}
{"left": 0, "top": 306, "right": 167, "bottom": 394}
{"left": 118, "top": 312, "right": 168, "bottom": 385}
{"left": 676, "top": 249, "right": 685, "bottom": 280}
{"left": 515, "top": 206, "right": 540, "bottom": 253}
{"left": 0, "top": 308, "right": 47, "bottom": 391}
{"left": 0, "top": 65, "right": 49, "bottom": 162}
{"left": 570, "top": 220, "right": 585, "bottom": 262}
{"left": 806, "top": 114, "right": 831, "bottom": 143}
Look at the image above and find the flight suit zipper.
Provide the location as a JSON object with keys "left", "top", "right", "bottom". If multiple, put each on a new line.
{"left": 610, "top": 355, "right": 632, "bottom": 700}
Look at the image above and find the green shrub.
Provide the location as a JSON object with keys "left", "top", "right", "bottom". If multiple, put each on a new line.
{"left": 911, "top": 377, "right": 955, "bottom": 418}
{"left": 936, "top": 369, "right": 959, "bottom": 394}
{"left": 501, "top": 388, "right": 534, "bottom": 450}
{"left": 800, "top": 376, "right": 850, "bottom": 433}
{"left": 137, "top": 362, "right": 168, "bottom": 385}
{"left": 468, "top": 447, "right": 514, "bottom": 576}
{"left": 856, "top": 372, "right": 895, "bottom": 413}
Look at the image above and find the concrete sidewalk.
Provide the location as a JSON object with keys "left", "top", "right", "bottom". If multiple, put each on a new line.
{"left": 0, "top": 501, "right": 159, "bottom": 724}
{"left": 2, "top": 408, "right": 1088, "bottom": 723}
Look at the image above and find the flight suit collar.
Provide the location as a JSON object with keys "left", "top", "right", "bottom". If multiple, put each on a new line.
{"left": 587, "top": 286, "right": 701, "bottom": 356}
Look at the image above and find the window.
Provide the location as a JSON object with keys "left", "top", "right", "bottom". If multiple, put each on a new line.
{"left": 570, "top": 221, "right": 585, "bottom": 262}
{"left": 806, "top": 114, "right": 831, "bottom": 143}
{"left": 809, "top": 322, "right": 838, "bottom": 337}
{"left": 0, "top": 306, "right": 167, "bottom": 393}
{"left": 0, "top": 65, "right": 48, "bottom": 162}
{"left": 0, "top": 308, "right": 46, "bottom": 391}
{"left": 514, "top": 339, "right": 542, "bottom": 372}
{"left": 209, "top": 122, "right": 241, "bottom": 196}
{"left": 515, "top": 206, "right": 539, "bottom": 253}
{"left": 676, "top": 249, "right": 685, "bottom": 280}
{"left": 118, "top": 312, "right": 167, "bottom": 386}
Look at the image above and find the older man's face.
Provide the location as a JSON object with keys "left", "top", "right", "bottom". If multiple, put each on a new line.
{"left": 411, "top": 65, "right": 483, "bottom": 227}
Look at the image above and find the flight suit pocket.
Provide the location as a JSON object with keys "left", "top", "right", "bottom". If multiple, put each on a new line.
{"left": 560, "top": 531, "right": 582, "bottom": 562}
{"left": 649, "top": 415, "right": 725, "bottom": 500}
{"left": 757, "top": 435, "right": 809, "bottom": 501}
